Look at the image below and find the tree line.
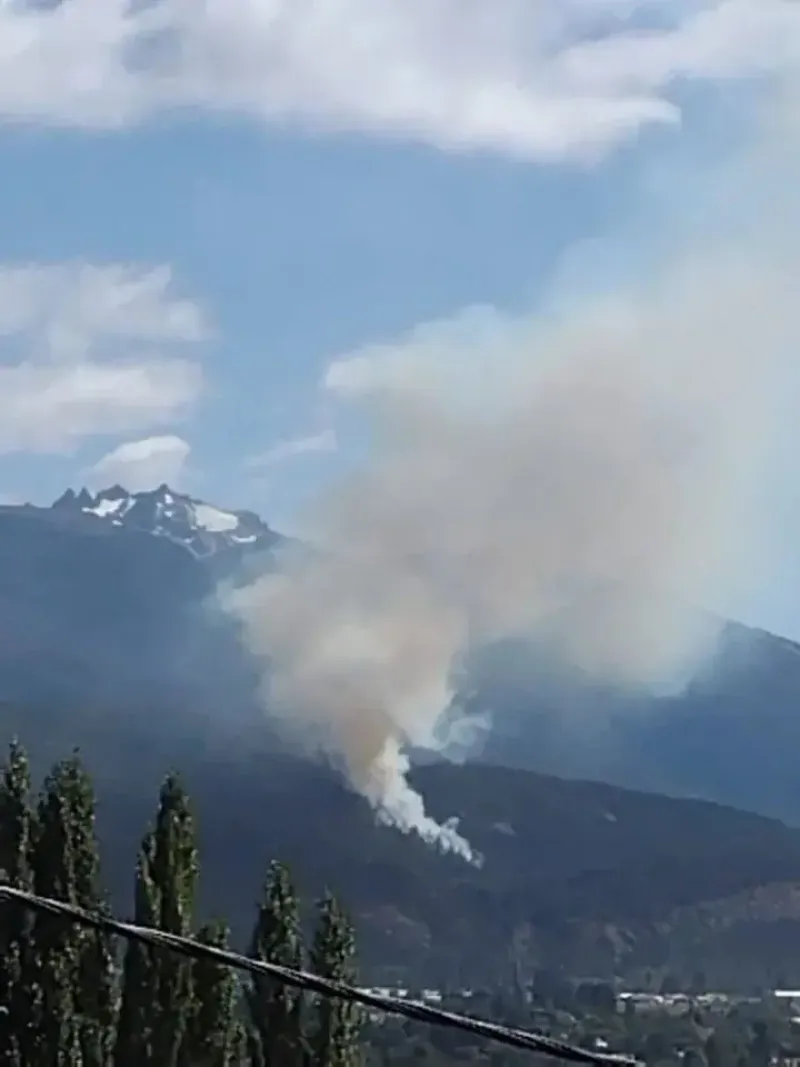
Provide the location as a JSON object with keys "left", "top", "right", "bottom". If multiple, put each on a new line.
{"left": 0, "top": 741, "right": 361, "bottom": 1067}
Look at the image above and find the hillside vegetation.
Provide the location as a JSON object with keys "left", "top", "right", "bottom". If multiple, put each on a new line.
{"left": 6, "top": 723, "right": 800, "bottom": 989}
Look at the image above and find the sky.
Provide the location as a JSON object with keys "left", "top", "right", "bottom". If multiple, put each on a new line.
{"left": 1, "top": 0, "right": 800, "bottom": 637}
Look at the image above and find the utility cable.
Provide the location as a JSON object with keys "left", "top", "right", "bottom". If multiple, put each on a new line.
{"left": 0, "top": 884, "right": 640, "bottom": 1065}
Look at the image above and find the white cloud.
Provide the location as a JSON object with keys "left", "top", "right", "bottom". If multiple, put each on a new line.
{"left": 88, "top": 434, "right": 191, "bottom": 492}
{"left": 0, "top": 359, "right": 201, "bottom": 453}
{"left": 247, "top": 429, "right": 338, "bottom": 469}
{"left": 0, "top": 262, "right": 206, "bottom": 454}
{"left": 0, "top": 0, "right": 799, "bottom": 160}
{"left": 0, "top": 262, "right": 207, "bottom": 354}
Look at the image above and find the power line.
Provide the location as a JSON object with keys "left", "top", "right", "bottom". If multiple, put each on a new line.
{"left": 0, "top": 884, "right": 639, "bottom": 1065}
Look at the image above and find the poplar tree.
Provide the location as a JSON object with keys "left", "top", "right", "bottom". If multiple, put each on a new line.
{"left": 179, "top": 919, "right": 244, "bottom": 1067}
{"left": 245, "top": 860, "right": 308, "bottom": 1067}
{"left": 58, "top": 757, "right": 117, "bottom": 1067}
{"left": 30, "top": 754, "right": 113, "bottom": 1065}
{"left": 114, "top": 773, "right": 198, "bottom": 1067}
{"left": 0, "top": 741, "right": 36, "bottom": 1066}
{"left": 308, "top": 893, "right": 362, "bottom": 1067}
{"left": 113, "top": 837, "right": 157, "bottom": 1067}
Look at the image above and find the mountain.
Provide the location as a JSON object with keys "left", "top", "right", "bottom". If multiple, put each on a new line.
{"left": 5, "top": 482, "right": 800, "bottom": 984}
{"left": 0, "top": 484, "right": 275, "bottom": 720}
{"left": 148, "top": 760, "right": 800, "bottom": 988}
{"left": 2, "top": 482, "right": 800, "bottom": 827}
{"left": 51, "top": 482, "right": 281, "bottom": 560}
{"left": 456, "top": 628, "right": 800, "bottom": 826}
{"left": 14, "top": 727, "right": 800, "bottom": 990}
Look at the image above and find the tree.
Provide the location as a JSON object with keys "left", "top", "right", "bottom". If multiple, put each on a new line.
{"left": 37, "top": 755, "right": 117, "bottom": 1062}
{"left": 56, "top": 755, "right": 117, "bottom": 1067}
{"left": 245, "top": 860, "right": 308, "bottom": 1067}
{"left": 179, "top": 920, "right": 244, "bottom": 1067}
{"left": 308, "top": 892, "right": 362, "bottom": 1067}
{"left": 0, "top": 745, "right": 374, "bottom": 1067}
{"left": 0, "top": 741, "right": 36, "bottom": 1066}
{"left": 748, "top": 1020, "right": 772, "bottom": 1067}
{"left": 574, "top": 981, "right": 616, "bottom": 1015}
{"left": 115, "top": 774, "right": 198, "bottom": 1067}
{"left": 0, "top": 749, "right": 116, "bottom": 1066}
{"left": 29, "top": 753, "right": 115, "bottom": 1066}
{"left": 113, "top": 836, "right": 159, "bottom": 1067}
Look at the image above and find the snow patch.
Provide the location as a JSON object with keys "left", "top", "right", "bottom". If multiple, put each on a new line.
{"left": 193, "top": 503, "right": 239, "bottom": 533}
{"left": 85, "top": 498, "right": 125, "bottom": 518}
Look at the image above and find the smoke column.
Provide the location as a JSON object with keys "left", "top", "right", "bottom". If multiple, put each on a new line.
{"left": 227, "top": 80, "right": 800, "bottom": 862}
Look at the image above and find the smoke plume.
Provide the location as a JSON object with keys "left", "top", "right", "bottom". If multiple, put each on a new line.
{"left": 228, "top": 79, "right": 800, "bottom": 862}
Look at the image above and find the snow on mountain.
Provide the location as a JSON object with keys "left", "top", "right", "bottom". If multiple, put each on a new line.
{"left": 51, "top": 483, "right": 279, "bottom": 559}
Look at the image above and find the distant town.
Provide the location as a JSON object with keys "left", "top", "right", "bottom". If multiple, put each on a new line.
{"left": 359, "top": 985, "right": 800, "bottom": 1016}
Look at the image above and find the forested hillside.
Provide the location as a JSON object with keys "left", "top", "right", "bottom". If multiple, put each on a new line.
{"left": 6, "top": 729, "right": 800, "bottom": 990}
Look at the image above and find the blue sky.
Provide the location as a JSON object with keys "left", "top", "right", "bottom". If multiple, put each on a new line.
{"left": 0, "top": 0, "right": 799, "bottom": 636}
{"left": 0, "top": 121, "right": 652, "bottom": 512}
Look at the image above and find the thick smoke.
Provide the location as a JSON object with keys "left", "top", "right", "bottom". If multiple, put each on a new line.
{"left": 228, "top": 81, "right": 800, "bottom": 862}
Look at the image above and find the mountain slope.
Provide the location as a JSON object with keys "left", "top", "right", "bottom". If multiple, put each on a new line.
{"left": 17, "top": 733, "right": 800, "bottom": 989}
{"left": 459, "top": 628, "right": 800, "bottom": 825}
{"left": 3, "top": 482, "right": 800, "bottom": 832}
{"left": 4, "top": 484, "right": 800, "bottom": 984}
{"left": 0, "top": 489, "right": 265, "bottom": 716}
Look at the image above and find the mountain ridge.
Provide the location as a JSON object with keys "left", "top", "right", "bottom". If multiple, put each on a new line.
{"left": 50, "top": 482, "right": 282, "bottom": 559}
